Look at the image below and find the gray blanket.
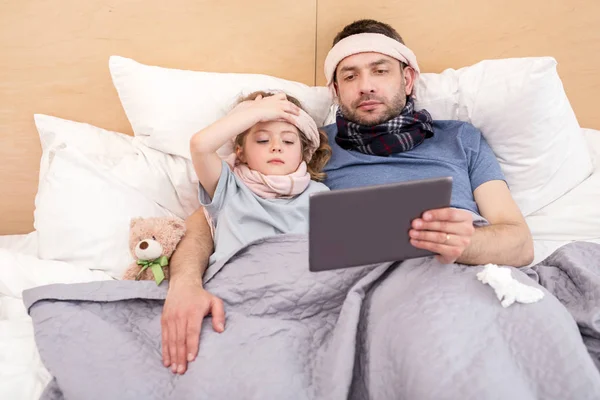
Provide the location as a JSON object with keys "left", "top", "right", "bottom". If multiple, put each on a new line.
{"left": 23, "top": 236, "right": 600, "bottom": 400}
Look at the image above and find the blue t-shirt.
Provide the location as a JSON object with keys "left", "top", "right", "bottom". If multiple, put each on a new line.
{"left": 322, "top": 120, "right": 505, "bottom": 215}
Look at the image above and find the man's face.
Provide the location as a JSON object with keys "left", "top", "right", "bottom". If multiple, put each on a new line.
{"left": 334, "top": 52, "right": 415, "bottom": 126}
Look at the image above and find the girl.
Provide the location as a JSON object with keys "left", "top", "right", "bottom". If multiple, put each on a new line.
{"left": 190, "top": 91, "right": 331, "bottom": 266}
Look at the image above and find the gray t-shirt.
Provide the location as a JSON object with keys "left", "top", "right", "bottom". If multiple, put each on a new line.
{"left": 199, "top": 160, "right": 329, "bottom": 266}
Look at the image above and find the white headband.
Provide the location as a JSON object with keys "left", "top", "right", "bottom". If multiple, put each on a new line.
{"left": 324, "top": 33, "right": 420, "bottom": 88}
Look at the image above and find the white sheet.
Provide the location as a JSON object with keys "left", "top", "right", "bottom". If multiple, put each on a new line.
{"left": 0, "top": 250, "right": 112, "bottom": 400}
{"left": 0, "top": 232, "right": 38, "bottom": 256}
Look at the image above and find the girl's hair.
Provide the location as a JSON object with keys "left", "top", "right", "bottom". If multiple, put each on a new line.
{"left": 234, "top": 91, "right": 332, "bottom": 181}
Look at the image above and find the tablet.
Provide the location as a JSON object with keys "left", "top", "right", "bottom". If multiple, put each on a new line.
{"left": 309, "top": 176, "right": 453, "bottom": 272}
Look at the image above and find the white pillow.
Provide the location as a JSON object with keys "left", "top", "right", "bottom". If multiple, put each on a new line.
{"left": 416, "top": 57, "right": 593, "bottom": 216}
{"left": 112, "top": 142, "right": 201, "bottom": 218}
{"left": 34, "top": 114, "right": 200, "bottom": 220}
{"left": 325, "top": 57, "right": 593, "bottom": 216}
{"left": 525, "top": 128, "right": 600, "bottom": 240}
{"left": 35, "top": 114, "right": 136, "bottom": 184}
{"left": 34, "top": 147, "right": 176, "bottom": 278}
{"left": 109, "top": 55, "right": 333, "bottom": 159}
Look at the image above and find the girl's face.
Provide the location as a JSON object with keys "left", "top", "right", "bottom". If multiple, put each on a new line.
{"left": 236, "top": 120, "right": 304, "bottom": 176}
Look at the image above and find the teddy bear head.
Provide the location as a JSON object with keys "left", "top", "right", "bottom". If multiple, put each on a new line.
{"left": 128, "top": 217, "right": 186, "bottom": 262}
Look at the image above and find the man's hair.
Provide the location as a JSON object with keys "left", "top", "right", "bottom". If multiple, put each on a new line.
{"left": 332, "top": 19, "right": 404, "bottom": 46}
{"left": 331, "top": 19, "right": 406, "bottom": 84}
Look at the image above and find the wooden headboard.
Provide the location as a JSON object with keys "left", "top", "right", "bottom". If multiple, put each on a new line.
{"left": 0, "top": 0, "right": 317, "bottom": 234}
{"left": 2, "top": 0, "right": 599, "bottom": 234}
{"left": 316, "top": 0, "right": 600, "bottom": 125}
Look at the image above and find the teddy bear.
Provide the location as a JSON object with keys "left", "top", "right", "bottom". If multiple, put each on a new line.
{"left": 122, "top": 216, "right": 187, "bottom": 285}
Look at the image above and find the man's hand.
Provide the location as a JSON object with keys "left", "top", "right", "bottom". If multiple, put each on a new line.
{"left": 409, "top": 208, "right": 475, "bottom": 264}
{"left": 161, "top": 281, "right": 225, "bottom": 375}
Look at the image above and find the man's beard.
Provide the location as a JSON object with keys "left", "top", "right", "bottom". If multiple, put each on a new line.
{"left": 339, "top": 91, "right": 407, "bottom": 126}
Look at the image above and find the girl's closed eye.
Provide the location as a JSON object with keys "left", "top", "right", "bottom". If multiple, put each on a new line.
{"left": 281, "top": 132, "right": 297, "bottom": 145}
{"left": 256, "top": 139, "right": 269, "bottom": 144}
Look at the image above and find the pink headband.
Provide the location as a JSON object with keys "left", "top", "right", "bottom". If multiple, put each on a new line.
{"left": 293, "top": 108, "right": 320, "bottom": 159}
{"left": 220, "top": 102, "right": 320, "bottom": 168}
{"left": 324, "top": 33, "right": 421, "bottom": 88}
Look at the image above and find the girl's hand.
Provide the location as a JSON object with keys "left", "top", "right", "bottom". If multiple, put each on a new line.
{"left": 190, "top": 93, "right": 302, "bottom": 199}
{"left": 231, "top": 93, "right": 301, "bottom": 125}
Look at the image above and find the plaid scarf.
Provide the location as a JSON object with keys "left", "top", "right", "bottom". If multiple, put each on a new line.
{"left": 335, "top": 97, "right": 434, "bottom": 156}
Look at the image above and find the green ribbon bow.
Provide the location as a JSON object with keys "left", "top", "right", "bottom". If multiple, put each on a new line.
{"left": 136, "top": 255, "right": 169, "bottom": 285}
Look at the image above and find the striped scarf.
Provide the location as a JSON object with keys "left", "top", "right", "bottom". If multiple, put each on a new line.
{"left": 335, "top": 97, "right": 434, "bottom": 156}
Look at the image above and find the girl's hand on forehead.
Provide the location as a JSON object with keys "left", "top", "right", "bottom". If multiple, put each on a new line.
{"left": 233, "top": 93, "right": 301, "bottom": 125}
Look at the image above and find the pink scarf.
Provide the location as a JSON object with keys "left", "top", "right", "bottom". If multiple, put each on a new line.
{"left": 233, "top": 161, "right": 311, "bottom": 199}
{"left": 220, "top": 107, "right": 319, "bottom": 199}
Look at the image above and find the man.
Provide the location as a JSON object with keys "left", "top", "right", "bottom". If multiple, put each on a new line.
{"left": 161, "top": 19, "right": 534, "bottom": 375}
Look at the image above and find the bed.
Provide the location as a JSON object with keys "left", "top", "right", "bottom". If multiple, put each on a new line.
{"left": 2, "top": 1, "right": 600, "bottom": 399}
